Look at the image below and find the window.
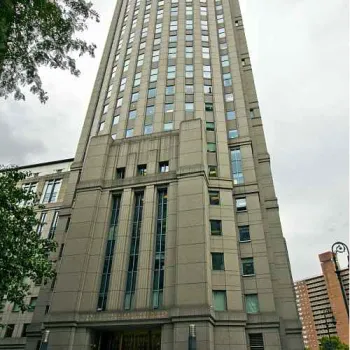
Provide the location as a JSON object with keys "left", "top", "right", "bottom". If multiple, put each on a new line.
{"left": 220, "top": 42, "right": 227, "bottom": 50}
{"left": 201, "top": 35, "right": 209, "bottom": 42}
{"left": 106, "top": 84, "right": 113, "bottom": 98}
{"left": 165, "top": 103, "right": 174, "bottom": 113}
{"left": 223, "top": 73, "right": 232, "bottom": 86}
{"left": 36, "top": 211, "right": 47, "bottom": 236}
{"left": 112, "top": 115, "right": 119, "bottom": 126}
{"left": 12, "top": 303, "right": 20, "bottom": 312}
{"left": 206, "top": 122, "right": 215, "bottom": 131}
{"left": 164, "top": 122, "right": 173, "bottom": 131}
{"left": 212, "top": 291, "right": 227, "bottom": 311}
{"left": 154, "top": 38, "right": 161, "bottom": 45}
{"left": 168, "top": 47, "right": 177, "bottom": 59}
{"left": 152, "top": 50, "right": 160, "bottom": 62}
{"left": 241, "top": 257, "right": 255, "bottom": 276}
{"left": 185, "top": 85, "right": 194, "bottom": 94}
{"left": 146, "top": 106, "right": 155, "bottom": 116}
{"left": 210, "top": 220, "right": 222, "bottom": 235}
{"left": 102, "top": 104, "right": 109, "bottom": 114}
{"left": 166, "top": 85, "right": 175, "bottom": 95}
{"left": 249, "top": 334, "right": 264, "bottom": 350}
{"left": 204, "top": 85, "right": 212, "bottom": 94}
{"left": 208, "top": 166, "right": 217, "bottom": 177}
{"left": 202, "top": 47, "right": 210, "bottom": 59}
{"left": 185, "top": 64, "right": 194, "bottom": 78}
{"left": 126, "top": 128, "right": 134, "bottom": 138}
{"left": 98, "top": 121, "right": 105, "bottom": 132}
{"left": 137, "top": 165, "right": 147, "bottom": 176}
{"left": 116, "top": 167, "right": 125, "bottom": 179}
{"left": 169, "top": 35, "right": 177, "bottom": 43}
{"left": 131, "top": 92, "right": 139, "bottom": 102}
{"left": 137, "top": 54, "right": 144, "bottom": 66}
{"left": 167, "top": 66, "right": 176, "bottom": 79}
{"left": 225, "top": 93, "right": 234, "bottom": 102}
{"left": 205, "top": 103, "right": 213, "bottom": 112}
{"left": 236, "top": 198, "right": 246, "bottom": 212}
{"left": 212, "top": 253, "right": 224, "bottom": 270}
{"left": 116, "top": 97, "right": 123, "bottom": 107}
{"left": 226, "top": 111, "right": 236, "bottom": 120}
{"left": 186, "top": 34, "right": 193, "bottom": 42}
{"left": 185, "top": 47, "right": 193, "bottom": 58}
{"left": 221, "top": 55, "right": 229, "bottom": 67}
{"left": 231, "top": 149, "right": 244, "bottom": 184}
{"left": 201, "top": 20, "right": 208, "bottom": 30}
{"left": 239, "top": 225, "right": 250, "bottom": 242}
{"left": 150, "top": 68, "right": 158, "bottom": 82}
{"left": 144, "top": 125, "right": 153, "bottom": 135}
{"left": 4, "top": 324, "right": 15, "bottom": 338}
{"left": 129, "top": 110, "right": 137, "bottom": 120}
{"left": 228, "top": 129, "right": 238, "bottom": 139}
{"left": 170, "top": 21, "right": 177, "bottom": 31}
{"left": 203, "top": 65, "right": 211, "bottom": 78}
{"left": 22, "top": 324, "right": 29, "bottom": 337}
{"left": 155, "top": 23, "right": 162, "bottom": 34}
{"left": 209, "top": 191, "right": 220, "bottom": 205}
{"left": 41, "top": 179, "right": 61, "bottom": 204}
{"left": 159, "top": 161, "right": 169, "bottom": 173}
{"left": 148, "top": 88, "right": 157, "bottom": 99}
{"left": 28, "top": 297, "right": 37, "bottom": 312}
{"left": 186, "top": 20, "right": 193, "bottom": 30}
{"left": 218, "top": 28, "right": 226, "bottom": 38}
{"left": 48, "top": 211, "right": 59, "bottom": 239}
{"left": 245, "top": 294, "right": 259, "bottom": 314}
{"left": 123, "top": 59, "right": 130, "bottom": 72}
{"left": 207, "top": 142, "right": 216, "bottom": 152}
{"left": 250, "top": 109, "right": 255, "bottom": 119}
{"left": 185, "top": 103, "right": 194, "bottom": 112}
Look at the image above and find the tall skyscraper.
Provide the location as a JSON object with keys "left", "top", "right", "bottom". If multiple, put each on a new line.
{"left": 25, "top": 0, "right": 303, "bottom": 349}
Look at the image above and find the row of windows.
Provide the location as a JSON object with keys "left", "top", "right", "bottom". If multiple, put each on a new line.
{"left": 211, "top": 253, "right": 255, "bottom": 277}
{"left": 0, "top": 297, "right": 37, "bottom": 314}
{"left": 212, "top": 290, "right": 259, "bottom": 314}
{"left": 115, "top": 161, "right": 169, "bottom": 179}
{"left": 210, "top": 220, "right": 250, "bottom": 242}
{"left": 209, "top": 190, "right": 247, "bottom": 212}
{"left": 22, "top": 179, "right": 62, "bottom": 204}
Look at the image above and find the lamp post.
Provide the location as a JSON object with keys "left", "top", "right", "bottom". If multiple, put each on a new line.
{"left": 188, "top": 324, "right": 196, "bottom": 350}
{"left": 331, "top": 241, "right": 349, "bottom": 316}
{"left": 322, "top": 308, "right": 336, "bottom": 350}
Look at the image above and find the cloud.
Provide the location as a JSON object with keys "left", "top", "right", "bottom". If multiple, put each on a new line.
{"left": 0, "top": 0, "right": 348, "bottom": 280}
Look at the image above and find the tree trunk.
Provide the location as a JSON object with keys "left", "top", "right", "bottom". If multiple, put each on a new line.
{"left": 0, "top": 0, "right": 15, "bottom": 75}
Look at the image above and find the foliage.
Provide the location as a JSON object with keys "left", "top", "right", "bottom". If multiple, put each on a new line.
{"left": 0, "top": 166, "right": 57, "bottom": 311}
{"left": 319, "top": 336, "right": 349, "bottom": 350}
{"left": 0, "top": 0, "right": 99, "bottom": 103}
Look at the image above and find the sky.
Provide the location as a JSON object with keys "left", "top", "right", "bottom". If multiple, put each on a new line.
{"left": 0, "top": 0, "right": 349, "bottom": 281}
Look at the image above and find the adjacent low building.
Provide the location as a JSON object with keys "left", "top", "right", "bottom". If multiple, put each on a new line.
{"left": 294, "top": 251, "right": 349, "bottom": 349}
{"left": 0, "top": 159, "right": 73, "bottom": 350}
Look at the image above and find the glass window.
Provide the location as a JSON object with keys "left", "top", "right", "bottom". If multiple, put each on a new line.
{"left": 167, "top": 66, "right": 176, "bottom": 79}
{"left": 185, "top": 103, "right": 194, "bottom": 112}
{"left": 116, "top": 167, "right": 125, "bottom": 179}
{"left": 246, "top": 294, "right": 259, "bottom": 314}
{"left": 186, "top": 34, "right": 193, "bottom": 42}
{"left": 168, "top": 47, "right": 177, "bottom": 59}
{"left": 210, "top": 220, "right": 222, "bottom": 235}
{"left": 212, "top": 253, "right": 225, "bottom": 270}
{"left": 137, "top": 164, "right": 147, "bottom": 176}
{"left": 99, "top": 121, "right": 105, "bottom": 132}
{"left": 113, "top": 115, "right": 120, "bottom": 125}
{"left": 165, "top": 103, "right": 174, "bottom": 113}
{"left": 144, "top": 125, "right": 153, "bottom": 134}
{"left": 204, "top": 85, "right": 212, "bottom": 94}
{"left": 226, "top": 111, "right": 236, "bottom": 120}
{"left": 170, "top": 21, "right": 177, "bottom": 31}
{"left": 28, "top": 297, "right": 37, "bottom": 312}
{"left": 202, "top": 47, "right": 210, "bottom": 59}
{"left": 205, "top": 103, "right": 213, "bottom": 112}
{"left": 250, "top": 109, "right": 255, "bottom": 119}
{"left": 159, "top": 161, "right": 169, "bottom": 173}
{"left": 228, "top": 129, "right": 238, "bottom": 139}
{"left": 239, "top": 225, "right": 250, "bottom": 242}
{"left": 231, "top": 149, "right": 244, "bottom": 184}
{"left": 152, "top": 50, "right": 160, "bottom": 62}
{"left": 146, "top": 106, "right": 155, "bottom": 116}
{"left": 103, "top": 104, "right": 109, "bottom": 114}
{"left": 241, "top": 257, "right": 255, "bottom": 276}
{"left": 221, "top": 55, "right": 229, "bottom": 67}
{"left": 148, "top": 88, "right": 157, "bottom": 98}
{"left": 212, "top": 291, "right": 227, "bottom": 311}
{"left": 218, "top": 28, "right": 226, "bottom": 38}
{"left": 128, "top": 110, "right": 136, "bottom": 120}
{"left": 249, "top": 334, "right": 264, "bottom": 350}
{"left": 208, "top": 166, "right": 217, "bottom": 177}
{"left": 126, "top": 128, "right": 134, "bottom": 138}
{"left": 185, "top": 46, "right": 193, "bottom": 58}
{"left": 220, "top": 42, "right": 227, "bottom": 50}
{"left": 41, "top": 179, "right": 61, "bottom": 204}
{"left": 186, "top": 20, "right": 193, "bottom": 30}
{"left": 131, "top": 92, "right": 139, "bottom": 102}
{"left": 150, "top": 68, "right": 158, "bottom": 82}
{"left": 116, "top": 97, "right": 123, "bottom": 107}
{"left": 236, "top": 198, "right": 247, "bottom": 212}
{"left": 223, "top": 73, "right": 232, "bottom": 86}
{"left": 203, "top": 65, "right": 211, "bottom": 78}
{"left": 169, "top": 35, "right": 177, "bottom": 42}
{"left": 206, "top": 122, "right": 215, "bottom": 131}
{"left": 185, "top": 64, "right": 194, "bottom": 78}
{"left": 185, "top": 85, "right": 194, "bottom": 94}
{"left": 207, "top": 142, "right": 216, "bottom": 152}
{"left": 164, "top": 122, "right": 174, "bottom": 131}
{"left": 166, "top": 85, "right": 175, "bottom": 95}
{"left": 225, "top": 93, "right": 234, "bottom": 102}
{"left": 4, "top": 324, "right": 15, "bottom": 338}
{"left": 134, "top": 72, "right": 142, "bottom": 86}
{"left": 201, "top": 35, "right": 209, "bottom": 42}
{"left": 209, "top": 191, "right": 220, "bottom": 205}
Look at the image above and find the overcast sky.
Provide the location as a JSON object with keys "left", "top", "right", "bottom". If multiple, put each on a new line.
{"left": 0, "top": 0, "right": 348, "bottom": 280}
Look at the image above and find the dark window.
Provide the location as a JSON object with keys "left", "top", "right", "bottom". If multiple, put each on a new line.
{"left": 97, "top": 195, "right": 122, "bottom": 311}
{"left": 22, "top": 324, "right": 29, "bottom": 337}
{"left": 206, "top": 122, "right": 215, "bottom": 131}
{"left": 239, "top": 225, "right": 250, "bottom": 242}
{"left": 45, "top": 305, "right": 50, "bottom": 314}
{"left": 48, "top": 211, "right": 59, "bottom": 239}
{"left": 28, "top": 297, "right": 37, "bottom": 312}
{"left": 58, "top": 244, "right": 64, "bottom": 259}
{"left": 152, "top": 189, "right": 168, "bottom": 309}
{"left": 210, "top": 220, "right": 222, "bottom": 235}
{"left": 249, "top": 333, "right": 264, "bottom": 350}
{"left": 159, "top": 161, "right": 169, "bottom": 173}
{"left": 209, "top": 191, "right": 220, "bottom": 205}
{"left": 65, "top": 216, "right": 71, "bottom": 232}
{"left": 236, "top": 198, "right": 247, "bottom": 212}
{"left": 116, "top": 167, "right": 125, "bottom": 179}
{"left": 4, "top": 324, "right": 15, "bottom": 338}
{"left": 36, "top": 212, "right": 47, "bottom": 236}
{"left": 208, "top": 166, "right": 217, "bottom": 177}
{"left": 212, "top": 253, "right": 224, "bottom": 270}
{"left": 124, "top": 192, "right": 144, "bottom": 310}
{"left": 242, "top": 258, "right": 255, "bottom": 276}
{"left": 41, "top": 179, "right": 61, "bottom": 203}
{"left": 137, "top": 164, "right": 147, "bottom": 176}
{"left": 205, "top": 103, "right": 213, "bottom": 112}
{"left": 50, "top": 276, "right": 56, "bottom": 290}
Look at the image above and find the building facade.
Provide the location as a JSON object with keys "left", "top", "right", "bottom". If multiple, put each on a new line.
{"left": 25, "top": 0, "right": 302, "bottom": 349}
{"left": 294, "top": 252, "right": 349, "bottom": 349}
{"left": 0, "top": 159, "right": 73, "bottom": 350}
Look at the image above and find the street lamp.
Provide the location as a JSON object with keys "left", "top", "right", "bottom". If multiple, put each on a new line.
{"left": 188, "top": 324, "right": 196, "bottom": 350}
{"left": 331, "top": 241, "right": 349, "bottom": 316}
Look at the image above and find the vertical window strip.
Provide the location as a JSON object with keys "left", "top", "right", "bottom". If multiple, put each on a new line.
{"left": 124, "top": 192, "right": 144, "bottom": 310}
{"left": 230, "top": 148, "right": 244, "bottom": 184}
{"left": 97, "top": 195, "right": 122, "bottom": 311}
{"left": 152, "top": 189, "right": 168, "bottom": 309}
{"left": 36, "top": 212, "right": 47, "bottom": 236}
{"left": 48, "top": 211, "right": 59, "bottom": 239}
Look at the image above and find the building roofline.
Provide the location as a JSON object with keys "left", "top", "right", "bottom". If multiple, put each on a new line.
{"left": 16, "top": 158, "right": 74, "bottom": 170}
{"left": 294, "top": 267, "right": 348, "bottom": 284}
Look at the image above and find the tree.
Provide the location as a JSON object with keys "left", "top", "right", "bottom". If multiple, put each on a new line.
{"left": 0, "top": 0, "right": 99, "bottom": 103}
{"left": 0, "top": 166, "right": 57, "bottom": 311}
{"left": 319, "top": 336, "right": 349, "bottom": 350}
